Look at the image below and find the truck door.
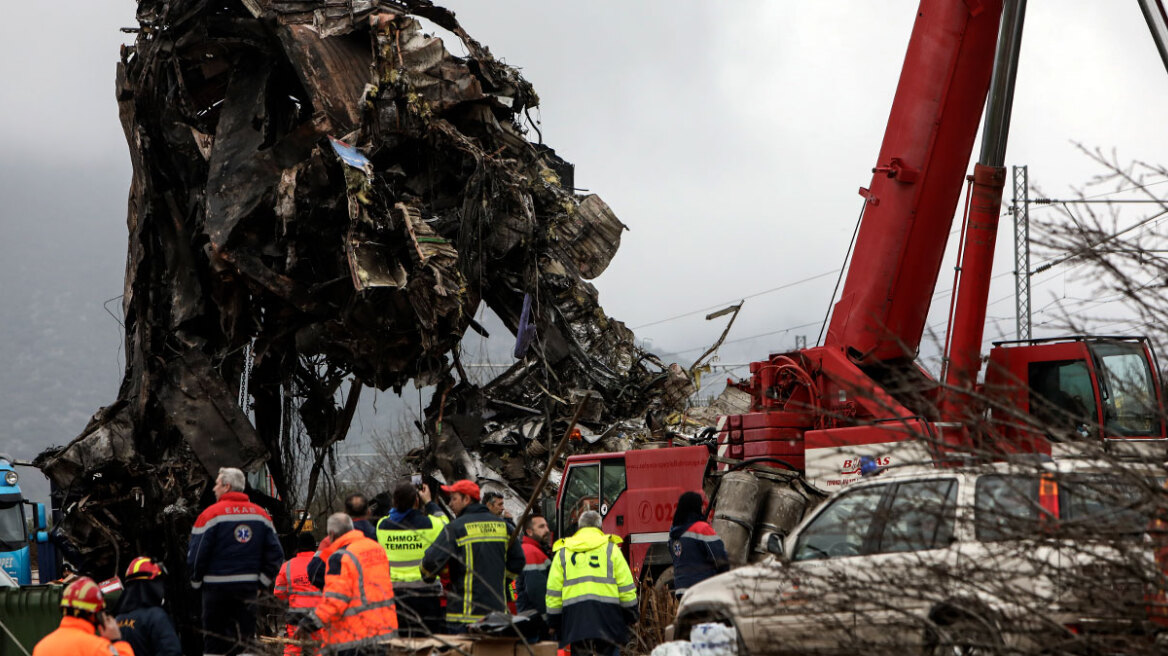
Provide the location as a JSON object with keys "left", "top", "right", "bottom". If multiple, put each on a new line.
{"left": 558, "top": 463, "right": 600, "bottom": 541}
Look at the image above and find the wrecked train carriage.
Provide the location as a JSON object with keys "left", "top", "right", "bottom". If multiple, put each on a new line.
{"left": 39, "top": 0, "right": 677, "bottom": 591}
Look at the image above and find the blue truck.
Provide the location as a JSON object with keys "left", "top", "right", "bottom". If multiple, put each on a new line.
{"left": 0, "top": 455, "right": 49, "bottom": 585}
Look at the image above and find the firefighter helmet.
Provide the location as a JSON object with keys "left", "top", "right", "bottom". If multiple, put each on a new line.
{"left": 60, "top": 577, "right": 104, "bottom": 614}
{"left": 125, "top": 556, "right": 165, "bottom": 582}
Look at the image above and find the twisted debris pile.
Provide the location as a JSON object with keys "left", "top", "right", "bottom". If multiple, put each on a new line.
{"left": 37, "top": 0, "right": 708, "bottom": 587}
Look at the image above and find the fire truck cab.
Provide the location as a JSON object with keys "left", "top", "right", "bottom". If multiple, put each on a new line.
{"left": 555, "top": 445, "right": 710, "bottom": 578}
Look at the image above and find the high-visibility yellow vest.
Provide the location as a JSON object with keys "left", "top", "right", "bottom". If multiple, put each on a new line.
{"left": 378, "top": 513, "right": 449, "bottom": 583}
{"left": 546, "top": 527, "right": 637, "bottom": 616}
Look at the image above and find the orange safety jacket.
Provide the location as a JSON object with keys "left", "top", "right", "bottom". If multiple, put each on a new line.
{"left": 310, "top": 530, "right": 398, "bottom": 652}
{"left": 275, "top": 551, "right": 322, "bottom": 656}
{"left": 275, "top": 551, "right": 322, "bottom": 609}
{"left": 33, "top": 616, "right": 134, "bottom": 656}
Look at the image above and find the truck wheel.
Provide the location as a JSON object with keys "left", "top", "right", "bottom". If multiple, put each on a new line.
{"left": 652, "top": 566, "right": 675, "bottom": 592}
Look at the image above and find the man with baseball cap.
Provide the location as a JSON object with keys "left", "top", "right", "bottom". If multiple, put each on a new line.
{"left": 421, "top": 479, "right": 525, "bottom": 632}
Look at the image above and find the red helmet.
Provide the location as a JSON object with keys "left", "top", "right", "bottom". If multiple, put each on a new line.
{"left": 60, "top": 577, "right": 105, "bottom": 614}
{"left": 125, "top": 556, "right": 164, "bottom": 582}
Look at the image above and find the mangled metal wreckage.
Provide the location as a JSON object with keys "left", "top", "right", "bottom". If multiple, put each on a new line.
{"left": 35, "top": 0, "right": 704, "bottom": 582}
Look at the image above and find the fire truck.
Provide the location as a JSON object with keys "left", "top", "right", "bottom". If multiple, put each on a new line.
{"left": 556, "top": 0, "right": 1168, "bottom": 579}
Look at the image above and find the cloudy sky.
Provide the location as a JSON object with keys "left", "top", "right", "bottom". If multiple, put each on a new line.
{"left": 2, "top": 1, "right": 1167, "bottom": 502}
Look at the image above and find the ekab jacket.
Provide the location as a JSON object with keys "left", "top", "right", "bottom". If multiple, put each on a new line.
{"left": 420, "top": 502, "right": 525, "bottom": 625}
{"left": 117, "top": 606, "right": 182, "bottom": 656}
{"left": 115, "top": 579, "right": 181, "bottom": 656}
{"left": 33, "top": 616, "right": 133, "bottom": 656}
{"left": 188, "top": 491, "right": 284, "bottom": 593}
{"left": 545, "top": 526, "right": 638, "bottom": 648}
{"left": 515, "top": 535, "right": 551, "bottom": 617}
{"left": 376, "top": 502, "right": 449, "bottom": 586}
{"left": 668, "top": 519, "right": 730, "bottom": 594}
{"left": 302, "top": 529, "right": 398, "bottom": 653}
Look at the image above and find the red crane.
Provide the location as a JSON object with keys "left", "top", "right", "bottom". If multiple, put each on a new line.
{"left": 554, "top": 0, "right": 1168, "bottom": 578}
{"left": 721, "top": 0, "right": 1167, "bottom": 492}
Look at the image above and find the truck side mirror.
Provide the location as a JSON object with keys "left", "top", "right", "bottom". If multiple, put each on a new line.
{"left": 766, "top": 533, "right": 785, "bottom": 557}
{"left": 35, "top": 503, "right": 47, "bottom": 532}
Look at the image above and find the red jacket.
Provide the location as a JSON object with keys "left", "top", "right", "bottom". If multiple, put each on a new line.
{"left": 274, "top": 551, "right": 321, "bottom": 609}
{"left": 33, "top": 616, "right": 134, "bottom": 656}
{"left": 516, "top": 535, "right": 551, "bottom": 616}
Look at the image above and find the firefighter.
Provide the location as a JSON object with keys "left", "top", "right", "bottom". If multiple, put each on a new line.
{"left": 273, "top": 533, "right": 321, "bottom": 656}
{"left": 34, "top": 576, "right": 134, "bottom": 656}
{"left": 546, "top": 511, "right": 637, "bottom": 656}
{"left": 667, "top": 491, "right": 730, "bottom": 596}
{"left": 515, "top": 514, "right": 553, "bottom": 641}
{"left": 115, "top": 557, "right": 181, "bottom": 656}
{"left": 376, "top": 480, "right": 449, "bottom": 636}
{"left": 187, "top": 467, "right": 284, "bottom": 656}
{"left": 421, "top": 479, "right": 525, "bottom": 632}
{"left": 297, "top": 513, "right": 398, "bottom": 655}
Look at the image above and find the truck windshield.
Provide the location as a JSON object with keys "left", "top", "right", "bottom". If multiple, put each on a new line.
{"left": 1092, "top": 342, "right": 1160, "bottom": 437}
{"left": 0, "top": 502, "right": 26, "bottom": 551}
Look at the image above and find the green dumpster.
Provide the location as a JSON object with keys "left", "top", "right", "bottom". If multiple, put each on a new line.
{"left": 0, "top": 585, "right": 62, "bottom": 656}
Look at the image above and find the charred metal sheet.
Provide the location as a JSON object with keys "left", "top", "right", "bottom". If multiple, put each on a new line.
{"left": 155, "top": 351, "right": 269, "bottom": 476}
{"left": 278, "top": 26, "right": 371, "bottom": 130}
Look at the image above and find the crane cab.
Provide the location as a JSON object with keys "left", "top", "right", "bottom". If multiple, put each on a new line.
{"left": 983, "top": 336, "right": 1166, "bottom": 454}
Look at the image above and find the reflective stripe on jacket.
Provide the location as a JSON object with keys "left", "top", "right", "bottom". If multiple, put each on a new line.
{"left": 376, "top": 503, "right": 449, "bottom": 583}
{"left": 545, "top": 526, "right": 637, "bottom": 647}
{"left": 420, "top": 503, "right": 525, "bottom": 624}
{"left": 274, "top": 551, "right": 321, "bottom": 609}
{"left": 515, "top": 535, "right": 551, "bottom": 616}
{"left": 311, "top": 530, "right": 398, "bottom": 652}
{"left": 187, "top": 491, "right": 284, "bottom": 592}
{"left": 667, "top": 520, "right": 730, "bottom": 593}
{"left": 33, "top": 616, "right": 134, "bottom": 656}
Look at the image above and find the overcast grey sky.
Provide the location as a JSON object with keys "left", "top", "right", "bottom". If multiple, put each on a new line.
{"left": 2, "top": 2, "right": 1167, "bottom": 502}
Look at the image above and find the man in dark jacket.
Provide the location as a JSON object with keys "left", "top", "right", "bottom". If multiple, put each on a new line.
{"left": 668, "top": 491, "right": 730, "bottom": 596}
{"left": 346, "top": 494, "right": 378, "bottom": 540}
{"left": 377, "top": 480, "right": 449, "bottom": 635}
{"left": 421, "top": 479, "right": 525, "bottom": 633}
{"left": 115, "top": 557, "right": 181, "bottom": 656}
{"left": 188, "top": 466, "right": 284, "bottom": 655}
{"left": 515, "top": 514, "right": 553, "bottom": 641}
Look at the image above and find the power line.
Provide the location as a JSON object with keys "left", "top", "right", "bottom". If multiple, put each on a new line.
{"left": 630, "top": 269, "right": 837, "bottom": 330}
{"left": 656, "top": 320, "right": 822, "bottom": 359}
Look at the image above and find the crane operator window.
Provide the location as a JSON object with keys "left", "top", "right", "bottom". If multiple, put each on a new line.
{"left": 1028, "top": 359, "right": 1097, "bottom": 437}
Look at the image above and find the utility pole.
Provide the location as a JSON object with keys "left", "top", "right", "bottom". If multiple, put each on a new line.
{"left": 1012, "top": 165, "right": 1031, "bottom": 340}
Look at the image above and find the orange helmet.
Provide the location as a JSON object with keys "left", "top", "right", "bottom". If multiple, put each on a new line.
{"left": 60, "top": 577, "right": 105, "bottom": 614}
{"left": 125, "top": 556, "right": 165, "bottom": 582}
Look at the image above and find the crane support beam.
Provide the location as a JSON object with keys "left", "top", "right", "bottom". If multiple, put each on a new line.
{"left": 824, "top": 0, "right": 1005, "bottom": 365}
